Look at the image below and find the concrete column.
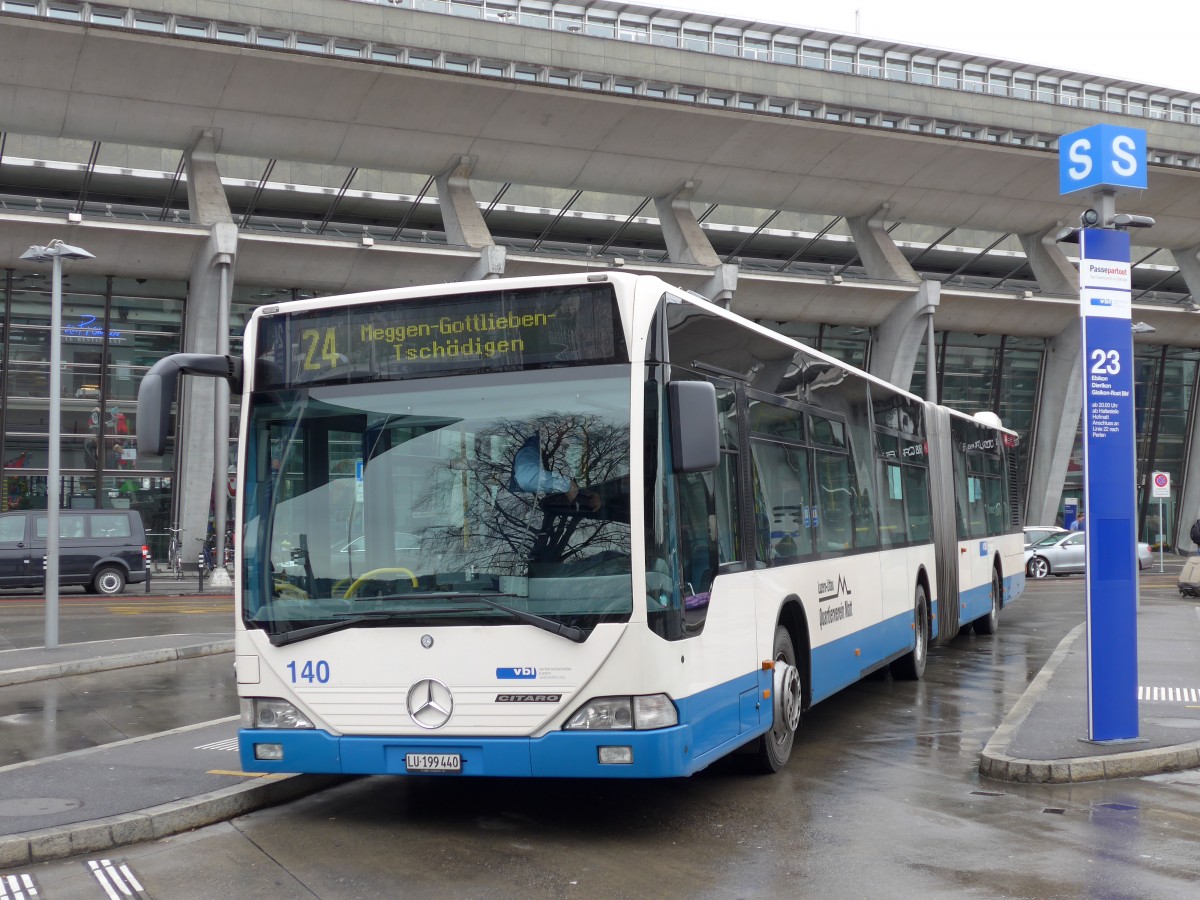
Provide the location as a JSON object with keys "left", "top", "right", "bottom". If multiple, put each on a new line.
{"left": 698, "top": 263, "right": 738, "bottom": 308}
{"left": 435, "top": 156, "right": 495, "bottom": 250}
{"left": 179, "top": 130, "right": 237, "bottom": 581}
{"left": 845, "top": 206, "right": 920, "bottom": 284}
{"left": 653, "top": 181, "right": 721, "bottom": 267}
{"left": 1025, "top": 321, "right": 1083, "bottom": 526}
{"left": 869, "top": 280, "right": 940, "bottom": 392}
{"left": 1018, "top": 226, "right": 1079, "bottom": 296}
{"left": 1169, "top": 246, "right": 1200, "bottom": 550}
{"left": 462, "top": 244, "right": 506, "bottom": 281}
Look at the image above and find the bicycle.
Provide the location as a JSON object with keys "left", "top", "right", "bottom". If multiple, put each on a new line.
{"left": 166, "top": 526, "right": 184, "bottom": 580}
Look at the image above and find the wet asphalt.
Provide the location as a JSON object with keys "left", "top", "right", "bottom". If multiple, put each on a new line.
{"left": 0, "top": 570, "right": 1198, "bottom": 897}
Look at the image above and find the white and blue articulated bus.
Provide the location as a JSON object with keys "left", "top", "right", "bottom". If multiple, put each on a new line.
{"left": 137, "top": 272, "right": 1024, "bottom": 778}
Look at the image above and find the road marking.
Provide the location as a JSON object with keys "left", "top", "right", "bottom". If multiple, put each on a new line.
{"left": 1138, "top": 686, "right": 1200, "bottom": 702}
{"left": 0, "top": 873, "right": 38, "bottom": 899}
{"left": 195, "top": 737, "right": 239, "bottom": 751}
{"left": 205, "top": 769, "right": 290, "bottom": 779}
{"left": 86, "top": 859, "right": 145, "bottom": 899}
{"left": 106, "top": 604, "right": 228, "bottom": 615}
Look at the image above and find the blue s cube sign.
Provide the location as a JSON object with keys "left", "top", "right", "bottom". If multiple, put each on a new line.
{"left": 1059, "top": 125, "right": 1147, "bottom": 194}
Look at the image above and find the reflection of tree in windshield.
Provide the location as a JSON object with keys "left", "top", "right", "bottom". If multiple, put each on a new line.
{"left": 417, "top": 413, "right": 631, "bottom": 577}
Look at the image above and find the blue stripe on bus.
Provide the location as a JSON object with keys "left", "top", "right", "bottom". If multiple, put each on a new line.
{"left": 239, "top": 669, "right": 775, "bottom": 779}
{"left": 809, "top": 607, "right": 919, "bottom": 704}
{"left": 959, "top": 580, "right": 993, "bottom": 624}
{"left": 959, "top": 570, "right": 1023, "bottom": 627}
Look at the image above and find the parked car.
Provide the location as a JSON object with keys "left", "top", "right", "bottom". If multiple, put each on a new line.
{"left": 0, "top": 508, "right": 149, "bottom": 594}
{"left": 1025, "top": 531, "right": 1153, "bottom": 579}
{"left": 1023, "top": 525, "right": 1067, "bottom": 550}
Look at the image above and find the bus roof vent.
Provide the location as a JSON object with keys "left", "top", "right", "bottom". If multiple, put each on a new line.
{"left": 973, "top": 411, "right": 1003, "bottom": 429}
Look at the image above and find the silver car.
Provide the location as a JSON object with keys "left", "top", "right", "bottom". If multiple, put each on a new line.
{"left": 1025, "top": 531, "right": 1153, "bottom": 578}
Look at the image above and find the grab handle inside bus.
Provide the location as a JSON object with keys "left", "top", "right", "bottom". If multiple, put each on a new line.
{"left": 668, "top": 380, "right": 719, "bottom": 473}
{"left": 136, "top": 353, "right": 244, "bottom": 457}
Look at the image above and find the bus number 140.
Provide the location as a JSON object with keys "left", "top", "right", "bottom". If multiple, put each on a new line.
{"left": 286, "top": 660, "right": 331, "bottom": 684}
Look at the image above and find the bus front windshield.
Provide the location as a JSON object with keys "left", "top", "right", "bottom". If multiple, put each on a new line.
{"left": 242, "top": 366, "right": 634, "bottom": 641}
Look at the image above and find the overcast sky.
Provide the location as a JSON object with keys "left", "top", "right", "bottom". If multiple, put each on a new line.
{"left": 669, "top": 1, "right": 1200, "bottom": 93}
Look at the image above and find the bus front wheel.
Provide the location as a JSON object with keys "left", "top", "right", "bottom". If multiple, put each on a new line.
{"left": 748, "top": 625, "right": 801, "bottom": 774}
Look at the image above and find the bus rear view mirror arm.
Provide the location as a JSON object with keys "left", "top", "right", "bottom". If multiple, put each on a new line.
{"left": 137, "top": 353, "right": 244, "bottom": 457}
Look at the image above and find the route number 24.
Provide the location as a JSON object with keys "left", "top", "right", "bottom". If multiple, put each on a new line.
{"left": 1091, "top": 349, "right": 1121, "bottom": 375}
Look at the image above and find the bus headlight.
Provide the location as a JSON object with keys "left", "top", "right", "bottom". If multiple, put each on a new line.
{"left": 564, "top": 694, "right": 677, "bottom": 730}
{"left": 241, "top": 698, "right": 315, "bottom": 729}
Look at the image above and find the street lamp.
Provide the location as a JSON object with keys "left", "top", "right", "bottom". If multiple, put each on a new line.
{"left": 20, "top": 239, "right": 94, "bottom": 650}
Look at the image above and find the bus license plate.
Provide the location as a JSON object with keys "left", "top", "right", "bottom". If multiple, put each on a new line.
{"left": 405, "top": 753, "right": 462, "bottom": 773}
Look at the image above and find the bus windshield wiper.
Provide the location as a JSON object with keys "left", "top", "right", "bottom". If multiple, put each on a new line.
{"left": 267, "top": 611, "right": 410, "bottom": 646}
{"left": 405, "top": 591, "right": 587, "bottom": 643}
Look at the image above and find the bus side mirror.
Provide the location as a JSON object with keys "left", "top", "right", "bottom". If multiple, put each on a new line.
{"left": 137, "top": 353, "right": 243, "bottom": 457}
{"left": 668, "top": 380, "right": 719, "bottom": 473}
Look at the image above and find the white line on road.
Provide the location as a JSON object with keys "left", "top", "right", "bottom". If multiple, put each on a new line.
{"left": 86, "top": 859, "right": 145, "bottom": 899}
{"left": 195, "top": 737, "right": 239, "bottom": 751}
{"left": 1138, "top": 686, "right": 1200, "bottom": 702}
{"left": 0, "top": 873, "right": 38, "bottom": 899}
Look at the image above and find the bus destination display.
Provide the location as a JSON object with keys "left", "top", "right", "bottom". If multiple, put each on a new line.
{"left": 256, "top": 284, "right": 626, "bottom": 388}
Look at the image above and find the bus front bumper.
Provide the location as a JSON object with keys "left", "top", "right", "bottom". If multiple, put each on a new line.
{"left": 239, "top": 724, "right": 727, "bottom": 779}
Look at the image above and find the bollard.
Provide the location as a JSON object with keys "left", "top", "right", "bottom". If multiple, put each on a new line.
{"left": 144, "top": 547, "right": 152, "bottom": 594}
{"left": 198, "top": 548, "right": 205, "bottom": 592}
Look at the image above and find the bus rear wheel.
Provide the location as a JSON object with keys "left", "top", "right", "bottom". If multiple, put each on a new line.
{"left": 974, "top": 568, "right": 1002, "bottom": 635}
{"left": 747, "top": 625, "right": 801, "bottom": 774}
{"left": 891, "top": 584, "right": 928, "bottom": 680}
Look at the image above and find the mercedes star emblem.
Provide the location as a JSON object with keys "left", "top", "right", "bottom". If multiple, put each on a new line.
{"left": 406, "top": 678, "right": 454, "bottom": 729}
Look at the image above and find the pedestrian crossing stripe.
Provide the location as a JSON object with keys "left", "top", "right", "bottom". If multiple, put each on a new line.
{"left": 86, "top": 859, "right": 146, "bottom": 900}
{"left": 1138, "top": 686, "right": 1200, "bottom": 702}
{"left": 195, "top": 737, "right": 239, "bottom": 751}
{"left": 0, "top": 873, "right": 38, "bottom": 900}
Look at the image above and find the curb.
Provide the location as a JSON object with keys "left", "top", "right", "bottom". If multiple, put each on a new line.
{"left": 0, "top": 641, "right": 233, "bottom": 687}
{"left": 0, "top": 773, "right": 348, "bottom": 868}
{"left": 979, "top": 623, "right": 1200, "bottom": 783}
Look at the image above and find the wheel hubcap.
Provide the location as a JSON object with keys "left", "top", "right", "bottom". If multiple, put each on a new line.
{"left": 774, "top": 662, "right": 802, "bottom": 734}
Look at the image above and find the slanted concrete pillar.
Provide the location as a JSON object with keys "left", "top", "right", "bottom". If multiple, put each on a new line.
{"left": 1169, "top": 246, "right": 1200, "bottom": 550}
{"left": 179, "top": 129, "right": 237, "bottom": 583}
{"left": 1025, "top": 321, "right": 1083, "bottom": 526}
{"left": 845, "top": 206, "right": 921, "bottom": 284}
{"left": 654, "top": 181, "right": 721, "bottom": 267}
{"left": 870, "top": 280, "right": 940, "bottom": 392}
{"left": 698, "top": 263, "right": 738, "bottom": 308}
{"left": 462, "top": 244, "right": 506, "bottom": 281}
{"left": 436, "top": 156, "right": 495, "bottom": 250}
{"left": 1018, "top": 226, "right": 1078, "bottom": 296}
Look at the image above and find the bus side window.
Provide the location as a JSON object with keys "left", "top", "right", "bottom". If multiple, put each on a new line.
{"left": 676, "top": 472, "right": 717, "bottom": 613}
{"left": 903, "top": 464, "right": 932, "bottom": 542}
{"left": 750, "top": 440, "right": 813, "bottom": 564}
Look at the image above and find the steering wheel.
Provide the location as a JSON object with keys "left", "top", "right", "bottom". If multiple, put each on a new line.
{"left": 343, "top": 567, "right": 418, "bottom": 599}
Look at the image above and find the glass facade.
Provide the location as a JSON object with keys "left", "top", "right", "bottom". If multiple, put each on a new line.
{"left": 1133, "top": 346, "right": 1200, "bottom": 548}
{"left": 910, "top": 333, "right": 1044, "bottom": 513}
{"left": 0, "top": 271, "right": 264, "bottom": 561}
{"left": 0, "top": 272, "right": 184, "bottom": 554}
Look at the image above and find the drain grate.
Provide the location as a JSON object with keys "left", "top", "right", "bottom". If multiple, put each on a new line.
{"left": 971, "top": 790, "right": 1005, "bottom": 797}
{"left": 1097, "top": 802, "right": 1138, "bottom": 811}
{"left": 1043, "top": 808, "right": 1066, "bottom": 815}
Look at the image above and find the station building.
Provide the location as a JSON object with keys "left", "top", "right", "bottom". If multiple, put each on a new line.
{"left": 3, "top": 0, "right": 1200, "bottom": 563}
